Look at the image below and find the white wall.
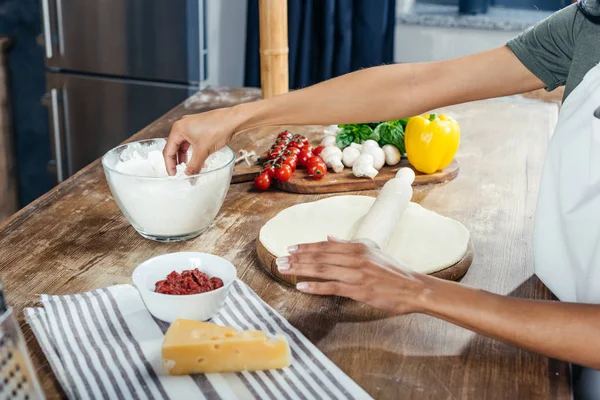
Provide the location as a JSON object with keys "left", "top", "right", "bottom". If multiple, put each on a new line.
{"left": 395, "top": 24, "right": 520, "bottom": 63}
{"left": 205, "top": 0, "right": 248, "bottom": 87}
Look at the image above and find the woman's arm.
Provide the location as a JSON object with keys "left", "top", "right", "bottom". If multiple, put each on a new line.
{"left": 424, "top": 277, "right": 600, "bottom": 369}
{"left": 165, "top": 46, "right": 544, "bottom": 174}
{"left": 279, "top": 238, "right": 600, "bottom": 370}
{"left": 239, "top": 46, "right": 543, "bottom": 128}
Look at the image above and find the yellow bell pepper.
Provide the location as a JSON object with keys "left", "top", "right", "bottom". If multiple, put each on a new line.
{"left": 404, "top": 113, "right": 460, "bottom": 174}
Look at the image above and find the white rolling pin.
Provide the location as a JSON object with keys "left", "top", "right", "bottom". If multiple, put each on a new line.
{"left": 351, "top": 168, "right": 416, "bottom": 249}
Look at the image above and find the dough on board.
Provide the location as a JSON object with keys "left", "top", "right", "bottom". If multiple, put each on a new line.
{"left": 259, "top": 195, "right": 470, "bottom": 275}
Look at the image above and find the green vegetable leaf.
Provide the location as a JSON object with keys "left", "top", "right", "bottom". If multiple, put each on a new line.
{"left": 387, "top": 118, "right": 411, "bottom": 130}
{"left": 367, "top": 130, "right": 380, "bottom": 142}
{"left": 375, "top": 122, "right": 406, "bottom": 154}
{"left": 335, "top": 131, "right": 353, "bottom": 149}
{"left": 398, "top": 118, "right": 410, "bottom": 129}
{"left": 336, "top": 125, "right": 356, "bottom": 148}
{"left": 337, "top": 124, "right": 374, "bottom": 146}
{"left": 355, "top": 125, "right": 374, "bottom": 142}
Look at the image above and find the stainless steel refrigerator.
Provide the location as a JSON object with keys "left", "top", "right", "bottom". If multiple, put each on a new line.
{"left": 41, "top": 0, "right": 207, "bottom": 183}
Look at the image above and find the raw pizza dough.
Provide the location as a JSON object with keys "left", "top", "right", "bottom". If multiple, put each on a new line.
{"left": 259, "top": 195, "right": 470, "bottom": 275}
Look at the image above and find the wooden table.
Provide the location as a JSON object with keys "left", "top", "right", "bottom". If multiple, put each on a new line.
{"left": 0, "top": 88, "right": 571, "bottom": 399}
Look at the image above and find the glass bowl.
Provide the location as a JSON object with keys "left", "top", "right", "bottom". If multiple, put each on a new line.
{"left": 102, "top": 138, "right": 235, "bottom": 242}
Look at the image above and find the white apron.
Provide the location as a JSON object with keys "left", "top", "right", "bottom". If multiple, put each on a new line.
{"left": 533, "top": 62, "right": 600, "bottom": 397}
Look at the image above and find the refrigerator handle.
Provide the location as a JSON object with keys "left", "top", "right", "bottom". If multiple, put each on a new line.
{"left": 41, "top": 0, "right": 53, "bottom": 59}
{"left": 50, "top": 89, "right": 65, "bottom": 183}
{"left": 55, "top": 0, "right": 65, "bottom": 55}
{"left": 42, "top": 89, "right": 65, "bottom": 183}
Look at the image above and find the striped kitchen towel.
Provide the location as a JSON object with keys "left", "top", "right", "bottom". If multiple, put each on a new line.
{"left": 25, "top": 281, "right": 371, "bottom": 400}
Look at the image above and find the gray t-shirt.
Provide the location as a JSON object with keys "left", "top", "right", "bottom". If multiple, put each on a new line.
{"left": 507, "top": 3, "right": 600, "bottom": 100}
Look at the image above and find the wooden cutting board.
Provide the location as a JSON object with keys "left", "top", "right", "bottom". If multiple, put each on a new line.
{"left": 272, "top": 159, "right": 459, "bottom": 194}
{"left": 230, "top": 125, "right": 324, "bottom": 183}
{"left": 256, "top": 238, "right": 474, "bottom": 287}
{"left": 233, "top": 159, "right": 459, "bottom": 190}
{"left": 229, "top": 126, "right": 460, "bottom": 190}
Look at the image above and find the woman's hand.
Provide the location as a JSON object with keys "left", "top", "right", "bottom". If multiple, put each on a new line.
{"left": 279, "top": 237, "right": 600, "bottom": 369}
{"left": 276, "top": 236, "right": 431, "bottom": 314}
{"left": 163, "top": 106, "right": 243, "bottom": 175}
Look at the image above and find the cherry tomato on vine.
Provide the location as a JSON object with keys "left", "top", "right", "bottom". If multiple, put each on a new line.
{"left": 285, "top": 147, "right": 301, "bottom": 156}
{"left": 298, "top": 149, "right": 312, "bottom": 167}
{"left": 282, "top": 154, "right": 298, "bottom": 171}
{"left": 274, "top": 164, "right": 293, "bottom": 181}
{"left": 254, "top": 173, "right": 271, "bottom": 190}
{"left": 268, "top": 149, "right": 281, "bottom": 160}
{"left": 312, "top": 146, "right": 325, "bottom": 157}
{"left": 289, "top": 135, "right": 308, "bottom": 147}
{"left": 298, "top": 137, "right": 310, "bottom": 148}
{"left": 307, "top": 156, "right": 324, "bottom": 168}
{"left": 307, "top": 160, "right": 327, "bottom": 179}
{"left": 276, "top": 136, "right": 291, "bottom": 145}
{"left": 261, "top": 164, "right": 275, "bottom": 178}
{"left": 278, "top": 131, "right": 293, "bottom": 140}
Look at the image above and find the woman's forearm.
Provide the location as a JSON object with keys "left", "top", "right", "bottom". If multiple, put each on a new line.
{"left": 420, "top": 276, "right": 600, "bottom": 369}
{"left": 165, "top": 45, "right": 545, "bottom": 172}
{"left": 232, "top": 46, "right": 544, "bottom": 131}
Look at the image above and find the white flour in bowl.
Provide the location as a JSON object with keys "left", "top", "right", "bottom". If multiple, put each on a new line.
{"left": 113, "top": 141, "right": 225, "bottom": 178}
{"left": 103, "top": 139, "right": 234, "bottom": 239}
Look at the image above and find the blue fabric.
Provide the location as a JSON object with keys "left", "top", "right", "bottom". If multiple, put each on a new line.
{"left": 245, "top": 0, "right": 396, "bottom": 89}
{"left": 0, "top": 0, "right": 53, "bottom": 206}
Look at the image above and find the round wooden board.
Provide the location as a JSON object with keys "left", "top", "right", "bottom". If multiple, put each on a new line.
{"left": 256, "top": 237, "right": 474, "bottom": 287}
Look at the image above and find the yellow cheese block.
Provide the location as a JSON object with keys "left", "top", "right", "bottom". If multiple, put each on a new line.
{"left": 162, "top": 319, "right": 292, "bottom": 375}
{"left": 164, "top": 319, "right": 238, "bottom": 343}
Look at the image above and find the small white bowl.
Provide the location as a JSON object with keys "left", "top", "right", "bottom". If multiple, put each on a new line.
{"left": 132, "top": 252, "right": 236, "bottom": 323}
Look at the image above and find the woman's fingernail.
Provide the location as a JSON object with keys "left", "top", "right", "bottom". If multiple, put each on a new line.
{"left": 276, "top": 257, "right": 289, "bottom": 265}
{"left": 327, "top": 235, "right": 342, "bottom": 242}
{"left": 277, "top": 263, "right": 290, "bottom": 271}
{"left": 296, "top": 282, "right": 309, "bottom": 291}
{"left": 287, "top": 245, "right": 298, "bottom": 254}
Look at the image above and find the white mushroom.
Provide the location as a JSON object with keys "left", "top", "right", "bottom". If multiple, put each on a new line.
{"left": 349, "top": 142, "right": 363, "bottom": 151}
{"left": 323, "top": 125, "right": 341, "bottom": 137}
{"left": 382, "top": 144, "right": 401, "bottom": 166}
{"left": 353, "top": 154, "right": 379, "bottom": 179}
{"left": 342, "top": 147, "right": 361, "bottom": 167}
{"left": 320, "top": 146, "right": 344, "bottom": 173}
{"left": 321, "top": 136, "right": 337, "bottom": 148}
{"left": 360, "top": 145, "right": 385, "bottom": 170}
{"left": 361, "top": 140, "right": 380, "bottom": 150}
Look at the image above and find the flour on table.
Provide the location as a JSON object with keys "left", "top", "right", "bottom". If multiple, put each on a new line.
{"left": 259, "top": 195, "right": 470, "bottom": 275}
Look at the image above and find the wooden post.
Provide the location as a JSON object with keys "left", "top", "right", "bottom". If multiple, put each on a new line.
{"left": 259, "top": 0, "right": 289, "bottom": 99}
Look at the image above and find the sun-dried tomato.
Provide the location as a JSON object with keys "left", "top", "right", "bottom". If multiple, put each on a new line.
{"left": 154, "top": 268, "right": 224, "bottom": 295}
